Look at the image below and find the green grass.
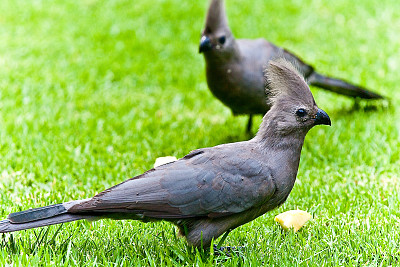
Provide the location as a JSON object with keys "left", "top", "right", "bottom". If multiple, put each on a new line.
{"left": 0, "top": 0, "right": 400, "bottom": 265}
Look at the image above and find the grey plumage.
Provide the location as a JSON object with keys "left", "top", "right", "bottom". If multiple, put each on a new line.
{"left": 199, "top": 0, "right": 383, "bottom": 132}
{"left": 0, "top": 59, "right": 331, "bottom": 248}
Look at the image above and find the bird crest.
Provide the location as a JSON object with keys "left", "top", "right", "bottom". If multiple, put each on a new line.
{"left": 264, "top": 58, "right": 315, "bottom": 107}
{"left": 203, "top": 0, "right": 230, "bottom": 35}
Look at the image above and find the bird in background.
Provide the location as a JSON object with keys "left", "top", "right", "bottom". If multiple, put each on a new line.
{"left": 0, "top": 58, "right": 331, "bottom": 248}
{"left": 199, "top": 0, "right": 383, "bottom": 132}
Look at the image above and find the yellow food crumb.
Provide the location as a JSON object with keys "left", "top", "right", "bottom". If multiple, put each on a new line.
{"left": 274, "top": 210, "right": 312, "bottom": 232}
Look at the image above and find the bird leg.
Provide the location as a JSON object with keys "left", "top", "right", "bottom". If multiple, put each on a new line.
{"left": 216, "top": 229, "right": 231, "bottom": 249}
{"left": 246, "top": 115, "right": 253, "bottom": 133}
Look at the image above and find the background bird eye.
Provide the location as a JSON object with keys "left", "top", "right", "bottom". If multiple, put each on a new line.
{"left": 296, "top": 108, "right": 307, "bottom": 117}
{"left": 218, "top": 36, "right": 226, "bottom": 44}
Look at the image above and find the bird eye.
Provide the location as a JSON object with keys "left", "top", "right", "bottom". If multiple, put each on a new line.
{"left": 296, "top": 108, "right": 307, "bottom": 117}
{"left": 218, "top": 36, "right": 226, "bottom": 45}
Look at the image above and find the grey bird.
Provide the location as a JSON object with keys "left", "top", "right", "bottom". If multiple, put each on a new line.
{"left": 0, "top": 59, "right": 331, "bottom": 248}
{"left": 199, "top": 0, "right": 383, "bottom": 132}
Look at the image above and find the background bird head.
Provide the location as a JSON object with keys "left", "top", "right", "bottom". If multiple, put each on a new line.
{"left": 199, "top": 0, "right": 235, "bottom": 56}
{"left": 260, "top": 58, "right": 331, "bottom": 136}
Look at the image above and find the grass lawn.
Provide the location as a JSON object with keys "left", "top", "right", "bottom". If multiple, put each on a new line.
{"left": 1, "top": 0, "right": 400, "bottom": 265}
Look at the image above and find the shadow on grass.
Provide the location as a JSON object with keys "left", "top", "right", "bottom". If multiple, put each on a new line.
{"left": 331, "top": 98, "right": 391, "bottom": 118}
{"left": 1, "top": 226, "right": 248, "bottom": 265}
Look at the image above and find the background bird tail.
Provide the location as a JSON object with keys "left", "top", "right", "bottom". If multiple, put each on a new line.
{"left": 0, "top": 201, "right": 95, "bottom": 233}
{"left": 307, "top": 71, "right": 384, "bottom": 99}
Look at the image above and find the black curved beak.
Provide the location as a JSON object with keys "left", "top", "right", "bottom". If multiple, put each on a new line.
{"left": 199, "top": 36, "right": 212, "bottom": 53}
{"left": 314, "top": 108, "right": 331, "bottom": 126}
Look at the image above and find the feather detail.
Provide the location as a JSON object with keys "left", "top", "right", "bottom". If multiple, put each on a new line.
{"left": 264, "top": 57, "right": 313, "bottom": 107}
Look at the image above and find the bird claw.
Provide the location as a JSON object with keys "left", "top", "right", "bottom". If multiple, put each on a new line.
{"left": 213, "top": 244, "right": 244, "bottom": 256}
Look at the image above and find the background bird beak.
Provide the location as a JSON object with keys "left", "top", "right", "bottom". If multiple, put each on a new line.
{"left": 199, "top": 36, "right": 212, "bottom": 53}
{"left": 314, "top": 108, "right": 331, "bottom": 126}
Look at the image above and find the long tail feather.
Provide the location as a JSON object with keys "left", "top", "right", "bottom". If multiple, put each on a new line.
{"left": 0, "top": 200, "right": 94, "bottom": 233}
{"left": 0, "top": 214, "right": 92, "bottom": 233}
{"left": 308, "top": 71, "right": 384, "bottom": 99}
{"left": 8, "top": 204, "right": 68, "bottom": 223}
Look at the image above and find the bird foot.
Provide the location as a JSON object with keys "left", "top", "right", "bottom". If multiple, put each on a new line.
{"left": 213, "top": 244, "right": 244, "bottom": 256}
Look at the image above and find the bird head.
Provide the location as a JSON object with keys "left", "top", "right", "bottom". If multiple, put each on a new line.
{"left": 199, "top": 0, "right": 234, "bottom": 55}
{"left": 261, "top": 58, "right": 331, "bottom": 136}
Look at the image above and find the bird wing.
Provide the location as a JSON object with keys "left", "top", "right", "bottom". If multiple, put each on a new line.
{"left": 238, "top": 38, "right": 314, "bottom": 78}
{"left": 68, "top": 144, "right": 276, "bottom": 219}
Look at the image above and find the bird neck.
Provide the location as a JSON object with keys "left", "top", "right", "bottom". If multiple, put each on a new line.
{"left": 253, "top": 117, "right": 307, "bottom": 195}
{"left": 253, "top": 117, "right": 307, "bottom": 155}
